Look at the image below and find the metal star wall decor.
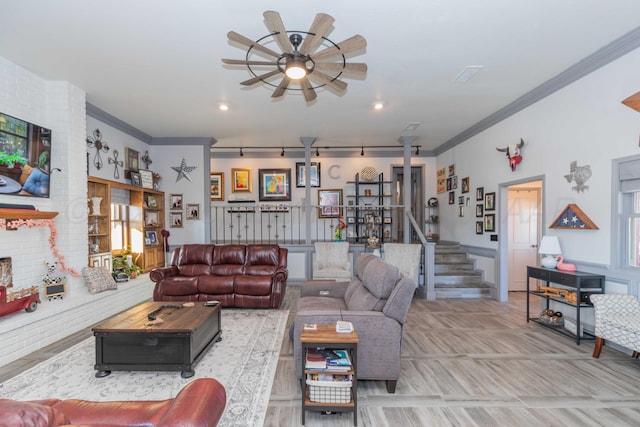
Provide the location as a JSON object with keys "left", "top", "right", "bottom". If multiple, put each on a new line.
{"left": 171, "top": 158, "right": 196, "bottom": 182}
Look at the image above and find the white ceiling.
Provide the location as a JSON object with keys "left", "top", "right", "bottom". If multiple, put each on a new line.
{"left": 2, "top": 0, "right": 640, "bottom": 153}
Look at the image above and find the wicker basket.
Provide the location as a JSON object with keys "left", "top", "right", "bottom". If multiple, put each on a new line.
{"left": 306, "top": 375, "right": 352, "bottom": 403}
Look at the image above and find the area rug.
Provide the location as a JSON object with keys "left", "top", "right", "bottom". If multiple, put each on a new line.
{"left": 0, "top": 309, "right": 288, "bottom": 427}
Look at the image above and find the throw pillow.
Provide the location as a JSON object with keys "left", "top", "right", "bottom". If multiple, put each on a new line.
{"left": 22, "top": 168, "right": 50, "bottom": 197}
{"left": 82, "top": 267, "right": 117, "bottom": 294}
{"left": 0, "top": 400, "right": 70, "bottom": 427}
{"left": 19, "top": 164, "right": 34, "bottom": 186}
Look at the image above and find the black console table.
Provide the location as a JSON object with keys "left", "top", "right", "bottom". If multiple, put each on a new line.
{"left": 526, "top": 266, "right": 605, "bottom": 344}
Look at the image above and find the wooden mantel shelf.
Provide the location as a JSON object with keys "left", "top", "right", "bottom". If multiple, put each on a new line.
{"left": 0, "top": 208, "right": 59, "bottom": 220}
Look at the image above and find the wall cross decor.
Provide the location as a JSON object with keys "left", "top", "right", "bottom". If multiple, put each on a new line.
{"left": 86, "top": 129, "right": 110, "bottom": 170}
{"left": 141, "top": 150, "right": 153, "bottom": 169}
{"left": 108, "top": 149, "right": 124, "bottom": 179}
{"left": 171, "top": 158, "right": 196, "bottom": 182}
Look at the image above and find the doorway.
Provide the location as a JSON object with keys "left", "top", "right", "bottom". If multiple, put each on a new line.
{"left": 392, "top": 166, "right": 424, "bottom": 243}
{"left": 507, "top": 182, "right": 541, "bottom": 291}
{"left": 497, "top": 177, "right": 543, "bottom": 301}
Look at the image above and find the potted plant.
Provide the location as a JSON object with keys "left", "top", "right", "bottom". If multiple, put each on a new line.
{"left": 0, "top": 152, "right": 28, "bottom": 168}
{"left": 112, "top": 246, "right": 143, "bottom": 279}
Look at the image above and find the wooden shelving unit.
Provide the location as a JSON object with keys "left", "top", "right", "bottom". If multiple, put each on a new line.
{"left": 87, "top": 177, "right": 165, "bottom": 272}
{"left": 0, "top": 209, "right": 58, "bottom": 220}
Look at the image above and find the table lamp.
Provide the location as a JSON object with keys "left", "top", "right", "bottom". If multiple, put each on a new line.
{"left": 539, "top": 236, "right": 562, "bottom": 268}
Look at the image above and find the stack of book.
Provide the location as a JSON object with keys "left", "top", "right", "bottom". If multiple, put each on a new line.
{"left": 305, "top": 348, "right": 352, "bottom": 372}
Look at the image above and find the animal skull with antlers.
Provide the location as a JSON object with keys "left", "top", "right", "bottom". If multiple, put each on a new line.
{"left": 496, "top": 138, "right": 524, "bottom": 171}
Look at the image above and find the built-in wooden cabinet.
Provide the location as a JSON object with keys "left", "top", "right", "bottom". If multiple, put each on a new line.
{"left": 87, "top": 177, "right": 165, "bottom": 272}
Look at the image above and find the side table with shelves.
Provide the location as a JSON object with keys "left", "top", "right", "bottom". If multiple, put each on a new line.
{"left": 526, "top": 266, "right": 605, "bottom": 344}
{"left": 301, "top": 325, "right": 359, "bottom": 426}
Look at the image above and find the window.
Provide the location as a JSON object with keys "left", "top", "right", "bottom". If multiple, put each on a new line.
{"left": 615, "top": 155, "right": 640, "bottom": 270}
{"left": 111, "top": 203, "right": 130, "bottom": 252}
{"left": 628, "top": 192, "right": 640, "bottom": 268}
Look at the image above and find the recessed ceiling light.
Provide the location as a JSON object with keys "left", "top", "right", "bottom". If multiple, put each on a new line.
{"left": 453, "top": 65, "right": 484, "bottom": 83}
{"left": 373, "top": 101, "right": 384, "bottom": 110}
{"left": 219, "top": 103, "right": 229, "bottom": 111}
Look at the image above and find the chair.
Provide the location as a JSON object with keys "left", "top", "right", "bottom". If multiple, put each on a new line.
{"left": 312, "top": 241, "right": 352, "bottom": 281}
{"left": 295, "top": 254, "right": 416, "bottom": 393}
{"left": 590, "top": 293, "right": 640, "bottom": 359}
{"left": 383, "top": 243, "right": 422, "bottom": 288}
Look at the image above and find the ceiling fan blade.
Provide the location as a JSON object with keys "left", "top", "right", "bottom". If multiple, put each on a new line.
{"left": 314, "top": 62, "right": 368, "bottom": 74}
{"left": 272, "top": 76, "right": 291, "bottom": 98}
{"left": 298, "top": 13, "right": 335, "bottom": 55}
{"left": 240, "top": 69, "right": 282, "bottom": 86}
{"left": 312, "top": 35, "right": 367, "bottom": 62}
{"left": 227, "top": 31, "right": 281, "bottom": 59}
{"left": 308, "top": 70, "right": 348, "bottom": 92}
{"left": 222, "top": 58, "right": 277, "bottom": 66}
{"left": 299, "top": 78, "right": 317, "bottom": 102}
{"left": 263, "top": 11, "right": 293, "bottom": 54}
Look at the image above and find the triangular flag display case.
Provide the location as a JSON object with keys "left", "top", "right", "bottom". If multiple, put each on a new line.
{"left": 550, "top": 203, "right": 598, "bottom": 229}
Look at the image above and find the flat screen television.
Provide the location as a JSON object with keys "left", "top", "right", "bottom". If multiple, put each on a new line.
{"left": 0, "top": 112, "right": 52, "bottom": 198}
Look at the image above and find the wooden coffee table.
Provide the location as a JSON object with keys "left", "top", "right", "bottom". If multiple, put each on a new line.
{"left": 92, "top": 301, "right": 222, "bottom": 378}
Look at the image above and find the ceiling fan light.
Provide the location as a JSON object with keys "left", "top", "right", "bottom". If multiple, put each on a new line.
{"left": 285, "top": 60, "right": 307, "bottom": 79}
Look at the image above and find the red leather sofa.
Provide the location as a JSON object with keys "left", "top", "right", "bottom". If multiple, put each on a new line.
{"left": 0, "top": 378, "right": 226, "bottom": 427}
{"left": 150, "top": 244, "right": 288, "bottom": 308}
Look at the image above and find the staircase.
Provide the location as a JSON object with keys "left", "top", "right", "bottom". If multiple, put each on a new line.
{"left": 434, "top": 241, "right": 491, "bottom": 298}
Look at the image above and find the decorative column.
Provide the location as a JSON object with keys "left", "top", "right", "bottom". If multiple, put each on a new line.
{"left": 300, "top": 137, "right": 316, "bottom": 245}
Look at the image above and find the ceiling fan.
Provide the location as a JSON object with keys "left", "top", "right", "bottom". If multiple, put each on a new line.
{"left": 221, "top": 11, "right": 367, "bottom": 102}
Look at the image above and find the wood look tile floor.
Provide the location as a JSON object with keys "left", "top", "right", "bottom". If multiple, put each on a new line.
{"left": 3, "top": 290, "right": 640, "bottom": 426}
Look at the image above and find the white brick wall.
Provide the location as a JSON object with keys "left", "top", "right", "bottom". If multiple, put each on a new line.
{"left": 0, "top": 56, "right": 153, "bottom": 367}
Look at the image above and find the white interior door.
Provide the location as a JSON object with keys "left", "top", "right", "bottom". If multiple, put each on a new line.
{"left": 508, "top": 187, "right": 540, "bottom": 291}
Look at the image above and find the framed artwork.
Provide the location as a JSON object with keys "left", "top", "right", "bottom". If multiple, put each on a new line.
{"left": 436, "top": 168, "right": 447, "bottom": 193}
{"left": 318, "top": 188, "right": 343, "bottom": 218}
{"left": 446, "top": 177, "right": 452, "bottom": 191}
{"left": 170, "top": 194, "right": 183, "bottom": 210}
{"left": 295, "top": 162, "right": 321, "bottom": 187}
{"left": 126, "top": 148, "right": 139, "bottom": 173}
{"left": 186, "top": 203, "right": 200, "bottom": 220}
{"left": 448, "top": 191, "right": 454, "bottom": 205}
{"left": 448, "top": 164, "right": 455, "bottom": 176}
{"left": 147, "top": 195, "right": 157, "bottom": 208}
{"left": 139, "top": 169, "right": 154, "bottom": 189}
{"left": 461, "top": 177, "right": 470, "bottom": 193}
{"left": 476, "top": 204, "right": 484, "bottom": 218}
{"left": 484, "top": 192, "right": 496, "bottom": 211}
{"left": 130, "top": 171, "right": 141, "bottom": 187}
{"left": 258, "top": 168, "right": 291, "bottom": 201}
{"left": 458, "top": 196, "right": 464, "bottom": 205}
{"left": 232, "top": 168, "right": 251, "bottom": 192}
{"left": 210, "top": 172, "right": 224, "bottom": 201}
{"left": 170, "top": 212, "right": 183, "bottom": 228}
{"left": 145, "top": 230, "right": 158, "bottom": 245}
{"left": 459, "top": 206, "right": 464, "bottom": 217}
{"left": 484, "top": 214, "right": 495, "bottom": 232}
{"left": 145, "top": 211, "right": 159, "bottom": 226}
{"left": 476, "top": 187, "right": 484, "bottom": 201}
{"left": 383, "top": 216, "right": 392, "bottom": 224}
{"left": 347, "top": 216, "right": 356, "bottom": 224}
{"left": 476, "top": 221, "right": 484, "bottom": 234}
{"left": 452, "top": 176, "right": 458, "bottom": 190}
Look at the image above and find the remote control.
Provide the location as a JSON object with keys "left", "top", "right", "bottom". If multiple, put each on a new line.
{"left": 204, "top": 300, "right": 219, "bottom": 306}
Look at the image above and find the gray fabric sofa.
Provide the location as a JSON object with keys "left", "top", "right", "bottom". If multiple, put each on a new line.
{"left": 293, "top": 253, "right": 416, "bottom": 393}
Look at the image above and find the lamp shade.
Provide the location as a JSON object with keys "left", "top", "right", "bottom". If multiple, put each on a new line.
{"left": 538, "top": 236, "right": 562, "bottom": 268}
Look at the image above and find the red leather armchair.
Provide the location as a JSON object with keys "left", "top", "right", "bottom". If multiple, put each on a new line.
{"left": 0, "top": 378, "right": 226, "bottom": 427}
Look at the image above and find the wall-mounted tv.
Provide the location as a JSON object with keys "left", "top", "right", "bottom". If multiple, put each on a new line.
{"left": 0, "top": 112, "right": 52, "bottom": 198}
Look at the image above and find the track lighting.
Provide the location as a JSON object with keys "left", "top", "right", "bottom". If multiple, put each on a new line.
{"left": 316, "top": 146, "right": 320, "bottom": 156}
{"left": 415, "top": 146, "right": 420, "bottom": 155}
{"left": 240, "top": 147, "right": 244, "bottom": 157}
{"left": 360, "top": 146, "right": 364, "bottom": 156}
{"left": 281, "top": 147, "right": 285, "bottom": 157}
